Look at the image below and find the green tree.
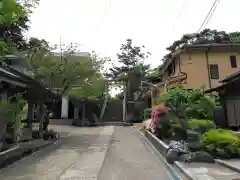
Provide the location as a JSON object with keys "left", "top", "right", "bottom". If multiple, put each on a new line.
{"left": 106, "top": 39, "right": 153, "bottom": 100}
{"left": 0, "top": 0, "right": 24, "bottom": 55}
{"left": 166, "top": 29, "right": 234, "bottom": 53}
{"left": 0, "top": 0, "right": 39, "bottom": 56}
{"left": 161, "top": 87, "right": 219, "bottom": 119}
{"left": 25, "top": 39, "right": 108, "bottom": 98}
{"left": 107, "top": 39, "right": 151, "bottom": 81}
{"left": 229, "top": 32, "right": 240, "bottom": 43}
{"left": 68, "top": 75, "right": 107, "bottom": 100}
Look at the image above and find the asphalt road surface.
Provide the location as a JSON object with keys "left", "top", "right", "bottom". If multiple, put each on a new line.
{"left": 0, "top": 125, "right": 172, "bottom": 180}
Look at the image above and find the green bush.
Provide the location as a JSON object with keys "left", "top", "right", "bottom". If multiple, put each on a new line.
{"left": 160, "top": 87, "right": 220, "bottom": 119}
{"left": 0, "top": 93, "right": 26, "bottom": 123}
{"left": 200, "top": 129, "right": 240, "bottom": 158}
{"left": 143, "top": 108, "right": 152, "bottom": 120}
{"left": 188, "top": 119, "right": 216, "bottom": 133}
{"left": 155, "top": 111, "right": 188, "bottom": 141}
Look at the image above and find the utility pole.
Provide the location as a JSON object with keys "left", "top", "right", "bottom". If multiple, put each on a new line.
{"left": 122, "top": 82, "right": 127, "bottom": 122}
{"left": 60, "top": 36, "right": 63, "bottom": 61}
{"left": 100, "top": 85, "right": 109, "bottom": 122}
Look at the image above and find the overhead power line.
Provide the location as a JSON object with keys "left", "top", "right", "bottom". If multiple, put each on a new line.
{"left": 171, "top": 0, "right": 188, "bottom": 32}
{"left": 201, "top": 0, "right": 220, "bottom": 30}
{"left": 198, "top": 0, "right": 220, "bottom": 32}
{"left": 96, "top": 0, "right": 112, "bottom": 31}
{"left": 175, "top": 0, "right": 188, "bottom": 25}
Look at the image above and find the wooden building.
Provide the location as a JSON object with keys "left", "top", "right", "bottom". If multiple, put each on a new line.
{"left": 206, "top": 70, "right": 240, "bottom": 130}
{"left": 0, "top": 61, "right": 58, "bottom": 143}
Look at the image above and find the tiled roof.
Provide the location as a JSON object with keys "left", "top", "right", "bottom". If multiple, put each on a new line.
{"left": 220, "top": 70, "right": 240, "bottom": 83}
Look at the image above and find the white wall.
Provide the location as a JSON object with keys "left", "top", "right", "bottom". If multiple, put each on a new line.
{"left": 61, "top": 96, "right": 69, "bottom": 119}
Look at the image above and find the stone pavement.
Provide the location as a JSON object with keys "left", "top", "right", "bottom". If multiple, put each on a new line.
{"left": 0, "top": 125, "right": 173, "bottom": 180}
{"left": 98, "top": 126, "right": 171, "bottom": 180}
{"left": 60, "top": 126, "right": 114, "bottom": 180}
{"left": 178, "top": 162, "right": 240, "bottom": 180}
{"left": 215, "top": 159, "right": 240, "bottom": 173}
{"left": 0, "top": 126, "right": 104, "bottom": 180}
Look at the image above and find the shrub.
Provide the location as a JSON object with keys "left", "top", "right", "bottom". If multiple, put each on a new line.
{"left": 155, "top": 111, "right": 188, "bottom": 141}
{"left": 143, "top": 108, "right": 152, "bottom": 120}
{"left": 160, "top": 87, "right": 188, "bottom": 118}
{"left": 187, "top": 90, "right": 219, "bottom": 119}
{"left": 200, "top": 129, "right": 240, "bottom": 158}
{"left": 154, "top": 108, "right": 181, "bottom": 139}
{"left": 188, "top": 119, "right": 216, "bottom": 134}
{"left": 160, "top": 87, "right": 220, "bottom": 120}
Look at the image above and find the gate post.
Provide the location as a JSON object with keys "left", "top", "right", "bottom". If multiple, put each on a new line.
{"left": 123, "top": 83, "right": 127, "bottom": 122}
{"left": 74, "top": 107, "right": 79, "bottom": 120}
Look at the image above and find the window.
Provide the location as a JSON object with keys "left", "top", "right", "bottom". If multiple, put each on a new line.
{"left": 230, "top": 55, "right": 237, "bottom": 68}
{"left": 167, "top": 63, "right": 173, "bottom": 76}
{"left": 172, "top": 60, "right": 176, "bottom": 72}
{"left": 175, "top": 58, "right": 179, "bottom": 72}
{"left": 209, "top": 64, "right": 219, "bottom": 79}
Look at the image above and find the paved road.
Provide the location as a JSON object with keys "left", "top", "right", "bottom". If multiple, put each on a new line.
{"left": 98, "top": 126, "right": 171, "bottom": 180}
{"left": 0, "top": 125, "right": 172, "bottom": 180}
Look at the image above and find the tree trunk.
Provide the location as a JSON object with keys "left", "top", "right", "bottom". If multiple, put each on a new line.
{"left": 12, "top": 114, "right": 21, "bottom": 143}
{"left": 0, "top": 121, "right": 6, "bottom": 151}
{"left": 36, "top": 103, "right": 46, "bottom": 139}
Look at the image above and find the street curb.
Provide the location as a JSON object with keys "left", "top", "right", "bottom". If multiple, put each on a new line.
{"left": 137, "top": 128, "right": 240, "bottom": 180}
{"left": 0, "top": 140, "right": 54, "bottom": 169}
{"left": 145, "top": 129, "right": 169, "bottom": 153}
{"left": 215, "top": 159, "right": 240, "bottom": 173}
{"left": 143, "top": 129, "right": 199, "bottom": 180}
{"left": 98, "top": 122, "right": 133, "bottom": 126}
{"left": 132, "top": 127, "right": 185, "bottom": 180}
{"left": 135, "top": 128, "right": 202, "bottom": 180}
{"left": 174, "top": 161, "right": 199, "bottom": 180}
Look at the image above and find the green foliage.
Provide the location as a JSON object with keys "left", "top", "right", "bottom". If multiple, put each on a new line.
{"left": 143, "top": 108, "right": 152, "bottom": 120}
{"left": 0, "top": 0, "right": 39, "bottom": 55}
{"left": 0, "top": 0, "right": 24, "bottom": 55}
{"left": 155, "top": 113, "right": 173, "bottom": 139}
{"left": 201, "top": 129, "right": 240, "bottom": 158}
{"left": 0, "top": 0, "right": 24, "bottom": 25}
{"left": 117, "top": 39, "right": 150, "bottom": 70}
{"left": 25, "top": 42, "right": 108, "bottom": 99}
{"left": 160, "top": 87, "right": 188, "bottom": 118}
{"left": 148, "top": 69, "right": 162, "bottom": 77}
{"left": 187, "top": 89, "right": 219, "bottom": 119}
{"left": 188, "top": 119, "right": 216, "bottom": 134}
{"left": 154, "top": 109, "right": 188, "bottom": 140}
{"left": 134, "top": 63, "right": 151, "bottom": 77}
{"left": 19, "top": 103, "right": 28, "bottom": 120}
{"left": 0, "top": 93, "right": 26, "bottom": 123}
{"left": 106, "top": 39, "right": 151, "bottom": 81}
{"left": 162, "top": 29, "right": 240, "bottom": 71}
{"left": 229, "top": 32, "right": 240, "bottom": 43}
{"left": 161, "top": 87, "right": 219, "bottom": 119}
{"left": 165, "top": 29, "right": 235, "bottom": 54}
{"left": 68, "top": 76, "right": 107, "bottom": 100}
{"left": 188, "top": 119, "right": 216, "bottom": 129}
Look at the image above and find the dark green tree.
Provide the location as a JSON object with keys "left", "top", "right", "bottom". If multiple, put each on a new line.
{"left": 0, "top": 0, "right": 39, "bottom": 55}
{"left": 106, "top": 39, "right": 151, "bottom": 81}
{"left": 166, "top": 29, "right": 234, "bottom": 53}
{"left": 229, "top": 32, "right": 240, "bottom": 43}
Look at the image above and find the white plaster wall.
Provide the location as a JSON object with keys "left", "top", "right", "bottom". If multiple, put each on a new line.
{"left": 61, "top": 96, "right": 69, "bottom": 118}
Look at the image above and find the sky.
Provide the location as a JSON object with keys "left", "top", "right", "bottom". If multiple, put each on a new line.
{"left": 27, "top": 0, "right": 240, "bottom": 95}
